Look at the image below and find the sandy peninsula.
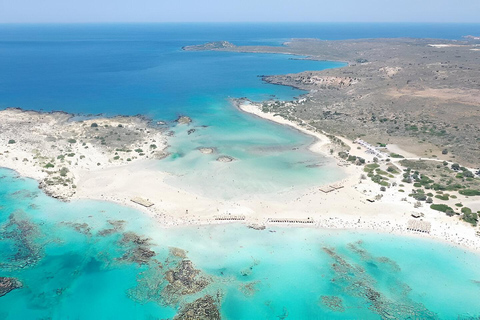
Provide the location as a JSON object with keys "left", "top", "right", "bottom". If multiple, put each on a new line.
{"left": 1, "top": 104, "right": 479, "bottom": 253}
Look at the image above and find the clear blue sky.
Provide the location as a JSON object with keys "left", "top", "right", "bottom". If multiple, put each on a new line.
{"left": 1, "top": 0, "right": 479, "bottom": 23}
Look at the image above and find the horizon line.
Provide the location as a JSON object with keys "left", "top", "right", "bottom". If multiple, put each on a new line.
{"left": 1, "top": 21, "right": 480, "bottom": 25}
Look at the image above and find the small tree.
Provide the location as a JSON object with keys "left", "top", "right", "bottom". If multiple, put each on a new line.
{"left": 451, "top": 163, "right": 460, "bottom": 171}
{"left": 426, "top": 197, "right": 433, "bottom": 204}
{"left": 380, "top": 186, "right": 386, "bottom": 192}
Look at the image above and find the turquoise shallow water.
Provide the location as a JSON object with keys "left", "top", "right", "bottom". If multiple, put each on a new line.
{"left": 0, "top": 24, "right": 350, "bottom": 196}
{"left": 3, "top": 24, "right": 480, "bottom": 318}
{"left": 1, "top": 168, "right": 480, "bottom": 319}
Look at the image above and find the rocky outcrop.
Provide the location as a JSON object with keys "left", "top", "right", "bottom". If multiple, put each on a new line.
{"left": 176, "top": 116, "right": 192, "bottom": 125}
{"left": 216, "top": 156, "right": 235, "bottom": 163}
{"left": 0, "top": 277, "right": 22, "bottom": 297}
{"left": 119, "top": 232, "right": 156, "bottom": 265}
{"left": 198, "top": 147, "right": 216, "bottom": 154}
{"left": 164, "top": 260, "right": 209, "bottom": 296}
{"left": 174, "top": 295, "right": 221, "bottom": 320}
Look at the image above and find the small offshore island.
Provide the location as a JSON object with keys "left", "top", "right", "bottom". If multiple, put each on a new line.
{"left": 1, "top": 36, "right": 480, "bottom": 255}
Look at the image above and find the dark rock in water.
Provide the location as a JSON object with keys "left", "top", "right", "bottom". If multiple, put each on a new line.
{"left": 174, "top": 295, "right": 221, "bottom": 320}
{"left": 216, "top": 155, "right": 235, "bottom": 163}
{"left": 0, "top": 277, "right": 22, "bottom": 297}
{"left": 187, "top": 129, "right": 196, "bottom": 135}
{"left": 161, "top": 260, "right": 210, "bottom": 306}
{"left": 247, "top": 224, "right": 266, "bottom": 230}
{"left": 119, "top": 232, "right": 156, "bottom": 265}
{"left": 176, "top": 116, "right": 192, "bottom": 125}
{"left": 165, "top": 260, "right": 209, "bottom": 295}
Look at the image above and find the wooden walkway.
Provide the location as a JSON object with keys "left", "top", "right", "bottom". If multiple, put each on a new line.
{"left": 130, "top": 197, "right": 154, "bottom": 207}
{"left": 319, "top": 184, "right": 344, "bottom": 193}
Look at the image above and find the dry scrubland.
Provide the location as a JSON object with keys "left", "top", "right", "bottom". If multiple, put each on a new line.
{"left": 185, "top": 38, "right": 480, "bottom": 166}
{"left": 0, "top": 108, "right": 168, "bottom": 199}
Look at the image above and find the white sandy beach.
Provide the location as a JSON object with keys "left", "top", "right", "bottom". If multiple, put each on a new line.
{"left": 1, "top": 107, "right": 480, "bottom": 252}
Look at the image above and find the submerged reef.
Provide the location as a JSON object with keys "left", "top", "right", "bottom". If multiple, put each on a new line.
{"left": 239, "top": 280, "right": 260, "bottom": 297}
{"left": 320, "top": 295, "right": 345, "bottom": 312}
{"left": 173, "top": 295, "right": 221, "bottom": 320}
{"left": 128, "top": 244, "right": 216, "bottom": 307}
{"left": 162, "top": 260, "right": 210, "bottom": 305}
{"left": 0, "top": 210, "right": 44, "bottom": 270}
{"left": 97, "top": 220, "right": 126, "bottom": 237}
{"left": 323, "top": 244, "right": 438, "bottom": 319}
{"left": 61, "top": 222, "right": 92, "bottom": 236}
{"left": 0, "top": 277, "right": 22, "bottom": 297}
{"left": 118, "top": 232, "right": 156, "bottom": 265}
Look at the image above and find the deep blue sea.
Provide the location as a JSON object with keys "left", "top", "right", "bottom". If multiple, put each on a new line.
{"left": 1, "top": 23, "right": 480, "bottom": 319}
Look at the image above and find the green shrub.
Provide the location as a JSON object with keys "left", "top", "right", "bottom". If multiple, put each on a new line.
{"left": 338, "top": 151, "right": 348, "bottom": 159}
{"left": 461, "top": 207, "right": 477, "bottom": 226}
{"left": 412, "top": 194, "right": 427, "bottom": 201}
{"left": 459, "top": 189, "right": 480, "bottom": 196}
{"left": 91, "top": 123, "right": 98, "bottom": 127}
{"left": 430, "top": 204, "right": 454, "bottom": 213}
{"left": 390, "top": 153, "right": 404, "bottom": 158}
{"left": 44, "top": 163, "right": 54, "bottom": 169}
{"left": 8, "top": 139, "right": 15, "bottom": 144}
{"left": 435, "top": 194, "right": 449, "bottom": 201}
{"left": 60, "top": 167, "right": 69, "bottom": 177}
{"left": 67, "top": 139, "right": 77, "bottom": 144}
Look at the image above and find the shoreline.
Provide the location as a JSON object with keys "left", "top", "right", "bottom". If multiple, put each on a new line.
{"left": 1, "top": 107, "right": 479, "bottom": 253}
